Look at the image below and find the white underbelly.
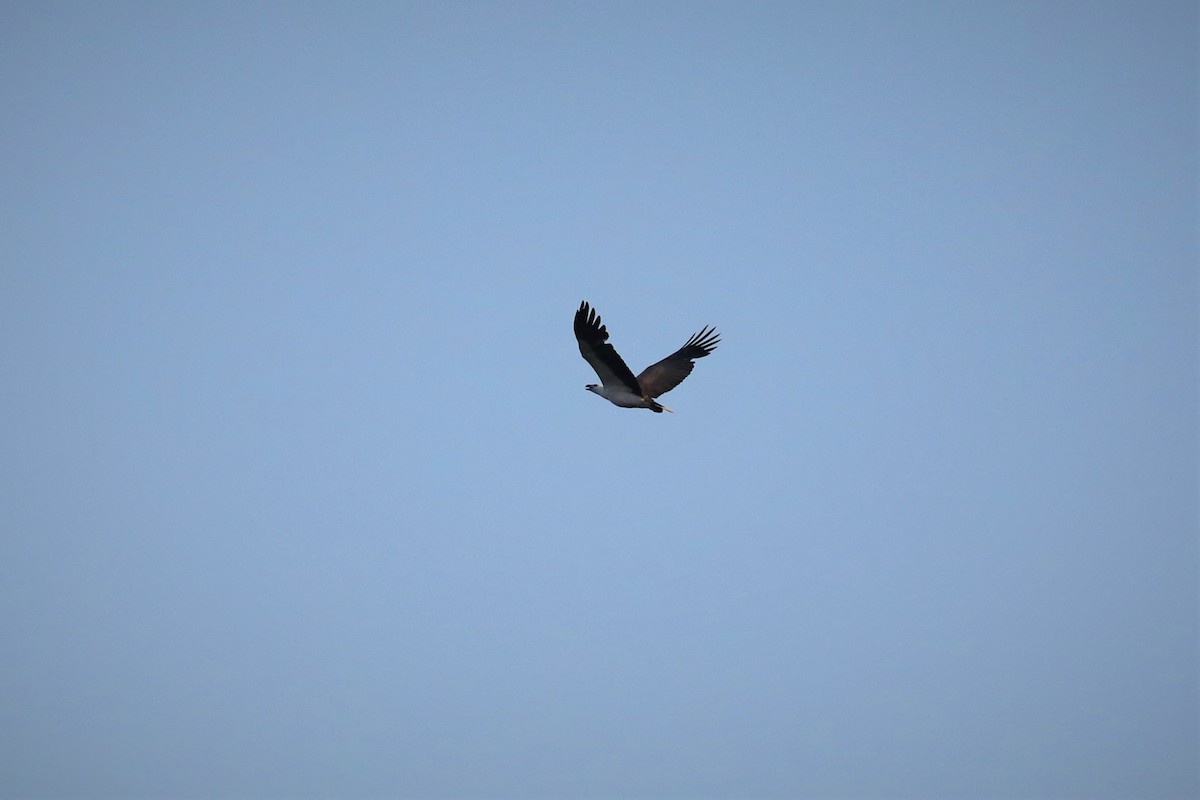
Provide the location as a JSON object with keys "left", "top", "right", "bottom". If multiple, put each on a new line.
{"left": 596, "top": 386, "right": 649, "bottom": 408}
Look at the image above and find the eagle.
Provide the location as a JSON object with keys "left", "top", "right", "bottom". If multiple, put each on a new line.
{"left": 574, "top": 300, "right": 719, "bottom": 413}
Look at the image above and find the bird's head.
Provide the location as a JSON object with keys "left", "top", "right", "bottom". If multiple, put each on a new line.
{"left": 585, "top": 384, "right": 599, "bottom": 394}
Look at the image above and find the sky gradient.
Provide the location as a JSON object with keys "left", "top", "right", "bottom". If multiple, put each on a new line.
{"left": 2, "top": 2, "right": 1197, "bottom": 798}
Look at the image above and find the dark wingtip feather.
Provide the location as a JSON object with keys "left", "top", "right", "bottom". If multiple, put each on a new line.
{"left": 682, "top": 325, "right": 721, "bottom": 357}
{"left": 574, "top": 300, "right": 610, "bottom": 344}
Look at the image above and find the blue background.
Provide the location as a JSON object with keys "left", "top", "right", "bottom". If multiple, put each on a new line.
{"left": 2, "top": 2, "right": 1196, "bottom": 797}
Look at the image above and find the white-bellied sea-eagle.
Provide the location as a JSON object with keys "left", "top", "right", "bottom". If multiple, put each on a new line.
{"left": 574, "top": 300, "right": 719, "bottom": 413}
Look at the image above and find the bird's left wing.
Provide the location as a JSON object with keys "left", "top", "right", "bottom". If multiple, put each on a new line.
{"left": 636, "top": 325, "right": 720, "bottom": 398}
{"left": 574, "top": 301, "right": 642, "bottom": 393}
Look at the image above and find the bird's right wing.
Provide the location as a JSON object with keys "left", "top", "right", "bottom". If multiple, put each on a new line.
{"left": 574, "top": 301, "right": 643, "bottom": 393}
{"left": 636, "top": 325, "right": 720, "bottom": 398}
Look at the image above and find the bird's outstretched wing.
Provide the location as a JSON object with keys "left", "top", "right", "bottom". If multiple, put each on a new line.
{"left": 574, "top": 301, "right": 642, "bottom": 393}
{"left": 636, "top": 325, "right": 720, "bottom": 398}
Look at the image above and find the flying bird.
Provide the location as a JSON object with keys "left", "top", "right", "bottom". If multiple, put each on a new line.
{"left": 574, "top": 300, "right": 719, "bottom": 413}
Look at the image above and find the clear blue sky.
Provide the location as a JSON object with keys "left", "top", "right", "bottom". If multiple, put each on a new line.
{"left": 2, "top": 2, "right": 1196, "bottom": 797}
